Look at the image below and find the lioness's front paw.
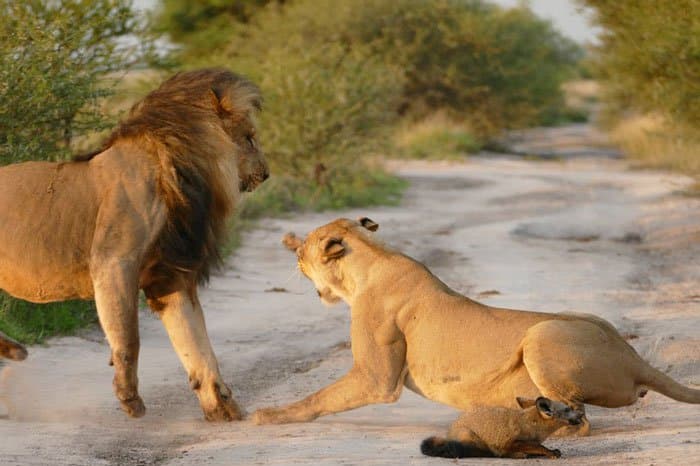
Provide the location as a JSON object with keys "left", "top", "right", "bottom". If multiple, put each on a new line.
{"left": 252, "top": 407, "right": 284, "bottom": 425}
{"left": 252, "top": 407, "right": 308, "bottom": 425}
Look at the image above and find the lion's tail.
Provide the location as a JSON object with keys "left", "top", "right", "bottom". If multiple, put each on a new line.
{"left": 420, "top": 437, "right": 494, "bottom": 458}
{"left": 639, "top": 363, "right": 700, "bottom": 404}
{"left": 0, "top": 331, "right": 27, "bottom": 361}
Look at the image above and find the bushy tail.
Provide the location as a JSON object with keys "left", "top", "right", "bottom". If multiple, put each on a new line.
{"left": 641, "top": 364, "right": 700, "bottom": 404}
{"left": 0, "top": 331, "right": 27, "bottom": 361}
{"left": 420, "top": 437, "right": 494, "bottom": 458}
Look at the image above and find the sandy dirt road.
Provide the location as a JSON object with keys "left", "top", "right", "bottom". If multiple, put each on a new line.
{"left": 1, "top": 144, "right": 699, "bottom": 465}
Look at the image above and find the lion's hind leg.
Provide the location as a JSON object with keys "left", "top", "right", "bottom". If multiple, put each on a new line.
{"left": 0, "top": 331, "right": 27, "bottom": 361}
{"left": 92, "top": 262, "right": 145, "bottom": 418}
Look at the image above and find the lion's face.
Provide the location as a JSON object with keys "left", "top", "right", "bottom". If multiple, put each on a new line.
{"left": 213, "top": 85, "right": 269, "bottom": 193}
{"left": 293, "top": 217, "right": 379, "bottom": 306}
{"left": 219, "top": 115, "right": 268, "bottom": 193}
{"left": 236, "top": 122, "right": 270, "bottom": 192}
{"left": 230, "top": 117, "right": 268, "bottom": 193}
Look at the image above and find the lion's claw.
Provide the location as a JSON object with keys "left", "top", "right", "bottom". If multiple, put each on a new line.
{"left": 120, "top": 396, "right": 145, "bottom": 418}
{"left": 202, "top": 382, "right": 244, "bottom": 421}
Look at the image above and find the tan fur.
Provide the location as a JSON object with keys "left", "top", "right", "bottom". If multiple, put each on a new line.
{"left": 253, "top": 217, "right": 700, "bottom": 431}
{"left": 0, "top": 331, "right": 27, "bottom": 361}
{"left": 0, "top": 68, "right": 268, "bottom": 420}
{"left": 422, "top": 397, "right": 583, "bottom": 459}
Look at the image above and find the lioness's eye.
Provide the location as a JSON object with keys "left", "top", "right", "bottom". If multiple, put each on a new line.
{"left": 246, "top": 135, "right": 255, "bottom": 149}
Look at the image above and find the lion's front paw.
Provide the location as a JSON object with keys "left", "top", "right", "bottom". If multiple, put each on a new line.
{"left": 120, "top": 395, "right": 146, "bottom": 418}
{"left": 202, "top": 382, "right": 244, "bottom": 422}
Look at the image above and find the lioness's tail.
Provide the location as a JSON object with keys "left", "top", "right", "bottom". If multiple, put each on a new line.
{"left": 639, "top": 363, "right": 700, "bottom": 403}
{"left": 420, "top": 437, "right": 494, "bottom": 458}
{"left": 0, "top": 331, "right": 27, "bottom": 361}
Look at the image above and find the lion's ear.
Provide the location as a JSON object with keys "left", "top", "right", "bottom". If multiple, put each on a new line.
{"left": 323, "top": 237, "right": 346, "bottom": 261}
{"left": 282, "top": 232, "right": 304, "bottom": 252}
{"left": 358, "top": 217, "right": 379, "bottom": 232}
{"left": 209, "top": 88, "right": 233, "bottom": 114}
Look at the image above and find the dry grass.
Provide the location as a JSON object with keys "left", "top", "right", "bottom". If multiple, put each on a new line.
{"left": 393, "top": 112, "right": 482, "bottom": 159}
{"left": 562, "top": 79, "right": 599, "bottom": 114}
{"left": 609, "top": 114, "right": 700, "bottom": 179}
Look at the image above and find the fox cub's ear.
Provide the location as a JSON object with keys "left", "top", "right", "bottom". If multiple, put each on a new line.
{"left": 516, "top": 397, "right": 536, "bottom": 409}
{"left": 535, "top": 397, "right": 555, "bottom": 417}
{"left": 358, "top": 217, "right": 379, "bottom": 232}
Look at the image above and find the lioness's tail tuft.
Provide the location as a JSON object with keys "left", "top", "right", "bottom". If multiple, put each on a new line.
{"left": 420, "top": 436, "right": 494, "bottom": 458}
{"left": 0, "top": 331, "right": 27, "bottom": 361}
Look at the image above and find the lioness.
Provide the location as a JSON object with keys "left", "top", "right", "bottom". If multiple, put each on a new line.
{"left": 253, "top": 218, "right": 700, "bottom": 434}
{"left": 0, "top": 69, "right": 268, "bottom": 420}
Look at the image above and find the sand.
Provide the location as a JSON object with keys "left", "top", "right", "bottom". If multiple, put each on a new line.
{"left": 1, "top": 145, "right": 699, "bottom": 465}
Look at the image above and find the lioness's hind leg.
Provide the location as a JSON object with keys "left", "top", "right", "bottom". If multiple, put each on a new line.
{"left": 522, "top": 319, "right": 642, "bottom": 435}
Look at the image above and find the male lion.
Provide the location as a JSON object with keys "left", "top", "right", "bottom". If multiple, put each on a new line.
{"left": 0, "top": 68, "right": 268, "bottom": 421}
{"left": 254, "top": 218, "right": 700, "bottom": 436}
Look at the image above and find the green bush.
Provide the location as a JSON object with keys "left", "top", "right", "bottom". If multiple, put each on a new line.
{"left": 339, "top": 0, "right": 581, "bottom": 133}
{"left": 0, "top": 0, "right": 160, "bottom": 164}
{"left": 580, "top": 0, "right": 700, "bottom": 128}
{"left": 227, "top": 0, "right": 580, "bottom": 130}
{"left": 154, "top": 0, "right": 280, "bottom": 56}
{"left": 0, "top": 0, "right": 159, "bottom": 343}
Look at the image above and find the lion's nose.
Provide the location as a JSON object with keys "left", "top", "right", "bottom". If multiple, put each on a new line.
{"left": 262, "top": 168, "right": 270, "bottom": 181}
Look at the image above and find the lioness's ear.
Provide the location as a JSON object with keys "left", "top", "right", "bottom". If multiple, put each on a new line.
{"left": 323, "top": 237, "right": 345, "bottom": 261}
{"left": 516, "top": 397, "right": 536, "bottom": 409}
{"left": 358, "top": 217, "right": 379, "bottom": 232}
{"left": 282, "top": 232, "right": 304, "bottom": 252}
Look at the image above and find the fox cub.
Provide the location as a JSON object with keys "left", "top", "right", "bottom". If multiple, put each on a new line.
{"left": 421, "top": 397, "right": 584, "bottom": 459}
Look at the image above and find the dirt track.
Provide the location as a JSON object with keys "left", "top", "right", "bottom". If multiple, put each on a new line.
{"left": 1, "top": 133, "right": 699, "bottom": 465}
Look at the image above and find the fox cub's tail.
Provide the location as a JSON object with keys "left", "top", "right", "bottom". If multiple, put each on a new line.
{"left": 420, "top": 436, "right": 494, "bottom": 458}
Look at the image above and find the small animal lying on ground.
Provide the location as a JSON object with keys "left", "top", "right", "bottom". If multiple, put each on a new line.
{"left": 421, "top": 397, "right": 584, "bottom": 459}
{"left": 0, "top": 331, "right": 27, "bottom": 361}
{"left": 253, "top": 217, "right": 700, "bottom": 439}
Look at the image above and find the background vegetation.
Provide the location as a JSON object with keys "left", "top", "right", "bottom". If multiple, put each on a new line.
{"left": 0, "top": 0, "right": 585, "bottom": 343}
{"left": 158, "top": 0, "right": 581, "bottom": 208}
{"left": 579, "top": 0, "right": 700, "bottom": 178}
